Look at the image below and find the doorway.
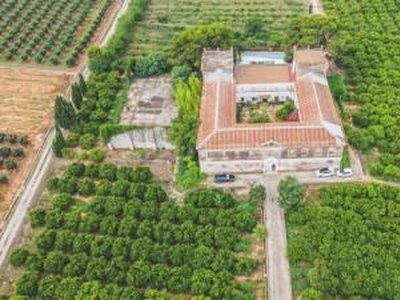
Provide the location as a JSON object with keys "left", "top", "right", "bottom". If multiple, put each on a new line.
{"left": 263, "top": 158, "right": 279, "bottom": 173}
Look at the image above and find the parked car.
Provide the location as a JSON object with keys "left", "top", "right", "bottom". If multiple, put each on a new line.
{"left": 337, "top": 168, "right": 353, "bottom": 177}
{"left": 315, "top": 167, "right": 335, "bottom": 177}
{"left": 213, "top": 173, "right": 235, "bottom": 183}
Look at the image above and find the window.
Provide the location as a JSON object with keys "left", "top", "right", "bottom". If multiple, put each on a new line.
{"left": 314, "top": 148, "right": 323, "bottom": 157}
{"left": 288, "top": 149, "right": 297, "bottom": 158}
{"left": 225, "top": 151, "right": 236, "bottom": 159}
{"left": 239, "top": 151, "right": 249, "bottom": 159}
{"left": 301, "top": 148, "right": 309, "bottom": 157}
{"left": 208, "top": 152, "right": 222, "bottom": 159}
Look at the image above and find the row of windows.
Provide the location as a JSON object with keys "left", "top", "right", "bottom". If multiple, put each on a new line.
{"left": 206, "top": 147, "right": 338, "bottom": 159}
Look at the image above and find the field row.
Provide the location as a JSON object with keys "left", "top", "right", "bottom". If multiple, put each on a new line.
{"left": 0, "top": 0, "right": 113, "bottom": 66}
{"left": 127, "top": 0, "right": 305, "bottom": 58}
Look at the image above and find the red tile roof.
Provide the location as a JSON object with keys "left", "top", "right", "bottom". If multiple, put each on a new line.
{"left": 197, "top": 49, "right": 342, "bottom": 151}
{"left": 314, "top": 82, "right": 341, "bottom": 124}
{"left": 235, "top": 64, "right": 293, "bottom": 84}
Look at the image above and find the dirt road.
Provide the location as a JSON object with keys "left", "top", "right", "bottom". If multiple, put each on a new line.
{"left": 265, "top": 178, "right": 293, "bottom": 300}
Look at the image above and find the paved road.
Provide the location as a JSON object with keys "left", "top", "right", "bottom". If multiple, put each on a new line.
{"left": 0, "top": 0, "right": 131, "bottom": 269}
{"left": 265, "top": 178, "right": 293, "bottom": 300}
{"left": 0, "top": 129, "right": 54, "bottom": 268}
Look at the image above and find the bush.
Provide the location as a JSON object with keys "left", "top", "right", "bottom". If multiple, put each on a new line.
{"left": 30, "top": 208, "right": 47, "bottom": 228}
{"left": 135, "top": 52, "right": 170, "bottom": 78}
{"left": 89, "top": 149, "right": 106, "bottom": 163}
{"left": 79, "top": 134, "right": 97, "bottom": 150}
{"left": 276, "top": 101, "right": 295, "bottom": 120}
{"left": 248, "top": 110, "right": 269, "bottom": 123}
{"left": 10, "top": 249, "right": 30, "bottom": 267}
{"left": 65, "top": 133, "right": 80, "bottom": 148}
{"left": 0, "top": 174, "right": 8, "bottom": 184}
{"left": 170, "top": 65, "right": 193, "bottom": 87}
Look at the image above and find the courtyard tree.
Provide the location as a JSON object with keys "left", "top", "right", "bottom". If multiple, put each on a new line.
{"left": 278, "top": 176, "right": 305, "bottom": 211}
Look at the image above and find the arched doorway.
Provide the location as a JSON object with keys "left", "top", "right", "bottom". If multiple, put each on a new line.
{"left": 263, "top": 158, "right": 279, "bottom": 173}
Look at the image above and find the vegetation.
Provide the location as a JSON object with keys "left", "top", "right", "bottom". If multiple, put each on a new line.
{"left": 0, "top": 0, "right": 113, "bottom": 65}
{"left": 248, "top": 110, "right": 270, "bottom": 124}
{"left": 126, "top": 0, "right": 305, "bottom": 59}
{"left": 288, "top": 183, "right": 400, "bottom": 299}
{"left": 276, "top": 101, "right": 296, "bottom": 121}
{"left": 282, "top": 1, "right": 400, "bottom": 181}
{"left": 168, "top": 75, "right": 203, "bottom": 189}
{"left": 9, "top": 163, "right": 260, "bottom": 299}
{"left": 0, "top": 133, "right": 28, "bottom": 183}
{"left": 54, "top": 96, "right": 76, "bottom": 130}
{"left": 340, "top": 146, "right": 351, "bottom": 170}
{"left": 278, "top": 176, "right": 304, "bottom": 212}
{"left": 169, "top": 23, "right": 234, "bottom": 69}
{"left": 135, "top": 52, "right": 170, "bottom": 78}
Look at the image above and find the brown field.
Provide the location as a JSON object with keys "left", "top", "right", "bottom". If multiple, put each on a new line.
{"left": 0, "top": 67, "right": 70, "bottom": 222}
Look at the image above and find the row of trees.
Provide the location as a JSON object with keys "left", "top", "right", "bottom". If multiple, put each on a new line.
{"left": 287, "top": 183, "right": 400, "bottom": 299}
{"left": 284, "top": 2, "right": 400, "bottom": 181}
{"left": 1, "top": 0, "right": 112, "bottom": 65}
{"left": 8, "top": 163, "right": 260, "bottom": 299}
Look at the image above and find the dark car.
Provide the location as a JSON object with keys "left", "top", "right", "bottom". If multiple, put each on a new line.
{"left": 213, "top": 173, "right": 235, "bottom": 183}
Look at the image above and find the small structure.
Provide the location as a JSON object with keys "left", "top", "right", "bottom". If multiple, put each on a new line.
{"left": 110, "top": 76, "right": 176, "bottom": 150}
{"left": 197, "top": 48, "right": 345, "bottom": 174}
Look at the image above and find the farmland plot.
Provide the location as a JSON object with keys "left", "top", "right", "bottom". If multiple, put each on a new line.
{"left": 127, "top": 0, "right": 306, "bottom": 58}
{"left": 0, "top": 0, "right": 118, "bottom": 66}
{"left": 0, "top": 67, "right": 70, "bottom": 222}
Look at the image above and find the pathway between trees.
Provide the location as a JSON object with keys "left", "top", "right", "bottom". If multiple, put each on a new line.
{"left": 265, "top": 178, "right": 293, "bottom": 300}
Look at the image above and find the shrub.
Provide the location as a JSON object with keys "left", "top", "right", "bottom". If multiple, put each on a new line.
{"left": 30, "top": 208, "right": 47, "bottom": 228}
{"left": 79, "top": 134, "right": 97, "bottom": 150}
{"left": 248, "top": 110, "right": 269, "bottom": 123}
{"left": 0, "top": 174, "right": 8, "bottom": 184}
{"left": 4, "top": 159, "right": 18, "bottom": 170}
{"left": 135, "top": 52, "right": 170, "bottom": 77}
{"left": 65, "top": 132, "right": 80, "bottom": 148}
{"left": 10, "top": 249, "right": 30, "bottom": 267}
{"left": 276, "top": 101, "right": 295, "bottom": 120}
{"left": 89, "top": 149, "right": 106, "bottom": 163}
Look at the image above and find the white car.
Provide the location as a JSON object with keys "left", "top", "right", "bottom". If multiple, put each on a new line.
{"left": 337, "top": 168, "right": 353, "bottom": 177}
{"left": 315, "top": 167, "right": 335, "bottom": 177}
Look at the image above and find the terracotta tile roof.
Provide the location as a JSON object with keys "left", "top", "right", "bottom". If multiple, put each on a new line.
{"left": 197, "top": 49, "right": 343, "bottom": 151}
{"left": 202, "top": 127, "right": 336, "bottom": 150}
{"left": 294, "top": 49, "right": 327, "bottom": 65}
{"left": 295, "top": 79, "right": 321, "bottom": 124}
{"left": 234, "top": 64, "right": 292, "bottom": 84}
{"left": 315, "top": 82, "right": 341, "bottom": 124}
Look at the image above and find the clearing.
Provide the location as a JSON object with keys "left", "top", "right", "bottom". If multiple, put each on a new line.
{"left": 127, "top": 0, "right": 306, "bottom": 59}
{"left": 0, "top": 67, "right": 70, "bottom": 226}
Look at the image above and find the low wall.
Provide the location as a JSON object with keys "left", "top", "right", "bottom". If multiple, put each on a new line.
{"left": 108, "top": 127, "right": 174, "bottom": 150}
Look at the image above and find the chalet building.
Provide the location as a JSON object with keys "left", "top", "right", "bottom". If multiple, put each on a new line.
{"left": 197, "top": 48, "right": 345, "bottom": 173}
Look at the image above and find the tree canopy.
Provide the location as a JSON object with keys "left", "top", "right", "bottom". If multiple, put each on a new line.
{"left": 169, "top": 23, "right": 233, "bottom": 69}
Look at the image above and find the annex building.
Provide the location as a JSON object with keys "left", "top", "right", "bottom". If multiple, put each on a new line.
{"left": 197, "top": 48, "right": 345, "bottom": 173}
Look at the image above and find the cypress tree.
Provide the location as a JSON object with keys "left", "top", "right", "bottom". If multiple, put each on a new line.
{"left": 71, "top": 83, "right": 83, "bottom": 110}
{"left": 52, "top": 124, "right": 66, "bottom": 157}
{"left": 54, "top": 96, "right": 76, "bottom": 129}
{"left": 78, "top": 73, "right": 87, "bottom": 96}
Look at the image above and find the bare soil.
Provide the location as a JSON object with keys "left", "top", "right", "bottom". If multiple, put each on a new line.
{"left": 0, "top": 67, "right": 70, "bottom": 224}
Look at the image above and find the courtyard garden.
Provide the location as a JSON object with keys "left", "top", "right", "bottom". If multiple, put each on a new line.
{"left": 237, "top": 99, "right": 297, "bottom": 123}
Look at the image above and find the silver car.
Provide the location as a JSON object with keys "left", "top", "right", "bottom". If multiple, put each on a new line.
{"left": 315, "top": 167, "right": 335, "bottom": 177}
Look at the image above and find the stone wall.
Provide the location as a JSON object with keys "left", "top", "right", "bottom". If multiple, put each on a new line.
{"left": 108, "top": 127, "right": 174, "bottom": 150}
